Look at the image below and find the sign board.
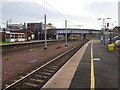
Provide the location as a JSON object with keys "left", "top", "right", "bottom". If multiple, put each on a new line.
{"left": 8, "top": 24, "right": 24, "bottom": 30}
{"left": 6, "top": 31, "right": 10, "bottom": 33}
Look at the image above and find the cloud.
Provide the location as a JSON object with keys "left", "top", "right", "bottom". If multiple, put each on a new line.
{"left": 84, "top": 1, "right": 118, "bottom": 18}
{"left": 1, "top": 2, "right": 61, "bottom": 23}
{"left": 1, "top": 0, "right": 118, "bottom": 29}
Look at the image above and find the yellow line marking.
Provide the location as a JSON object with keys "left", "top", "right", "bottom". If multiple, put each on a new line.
{"left": 90, "top": 41, "right": 95, "bottom": 89}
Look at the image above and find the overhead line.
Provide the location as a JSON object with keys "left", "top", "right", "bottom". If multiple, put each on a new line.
{"left": 42, "top": 0, "right": 77, "bottom": 25}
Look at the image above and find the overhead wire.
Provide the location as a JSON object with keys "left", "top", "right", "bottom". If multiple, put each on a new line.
{"left": 42, "top": 0, "right": 80, "bottom": 26}
{"left": 33, "top": 1, "right": 66, "bottom": 27}
{"left": 2, "top": 0, "right": 81, "bottom": 28}
{"left": 2, "top": 2, "right": 45, "bottom": 24}
{"left": 53, "top": 0, "right": 76, "bottom": 25}
{"left": 42, "top": 0, "right": 66, "bottom": 19}
{"left": 33, "top": 1, "right": 60, "bottom": 20}
{"left": 10, "top": 2, "right": 43, "bottom": 23}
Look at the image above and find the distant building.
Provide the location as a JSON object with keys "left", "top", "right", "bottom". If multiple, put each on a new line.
{"left": 1, "top": 30, "right": 26, "bottom": 42}
{"left": 27, "top": 23, "right": 42, "bottom": 40}
{"left": 27, "top": 23, "right": 56, "bottom": 40}
{"left": 7, "top": 24, "right": 25, "bottom": 31}
{"left": 1, "top": 22, "right": 57, "bottom": 42}
{"left": 1, "top": 23, "right": 26, "bottom": 42}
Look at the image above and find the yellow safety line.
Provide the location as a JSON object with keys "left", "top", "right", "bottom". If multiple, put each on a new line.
{"left": 90, "top": 41, "right": 95, "bottom": 90}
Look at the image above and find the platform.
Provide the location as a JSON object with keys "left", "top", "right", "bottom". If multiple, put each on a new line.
{"left": 42, "top": 40, "right": 119, "bottom": 89}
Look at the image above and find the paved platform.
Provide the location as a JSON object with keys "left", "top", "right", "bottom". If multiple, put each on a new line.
{"left": 42, "top": 40, "right": 119, "bottom": 89}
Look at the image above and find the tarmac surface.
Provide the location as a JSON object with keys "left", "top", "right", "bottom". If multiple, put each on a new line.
{"left": 42, "top": 40, "right": 119, "bottom": 89}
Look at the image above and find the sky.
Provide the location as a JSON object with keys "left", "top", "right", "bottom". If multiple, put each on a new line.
{"left": 0, "top": 0, "right": 119, "bottom": 29}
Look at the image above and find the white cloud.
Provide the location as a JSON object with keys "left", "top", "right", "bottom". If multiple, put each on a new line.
{"left": 1, "top": 0, "right": 33, "bottom": 2}
{"left": 1, "top": 0, "right": 119, "bottom": 29}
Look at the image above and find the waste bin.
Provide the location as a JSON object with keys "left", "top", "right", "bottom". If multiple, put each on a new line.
{"left": 108, "top": 44, "right": 115, "bottom": 51}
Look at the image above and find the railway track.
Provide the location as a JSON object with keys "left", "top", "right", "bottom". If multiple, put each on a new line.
{"left": 2, "top": 41, "right": 87, "bottom": 90}
{"left": 1, "top": 40, "right": 64, "bottom": 53}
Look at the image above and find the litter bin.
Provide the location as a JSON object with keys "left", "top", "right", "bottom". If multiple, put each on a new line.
{"left": 108, "top": 44, "right": 115, "bottom": 51}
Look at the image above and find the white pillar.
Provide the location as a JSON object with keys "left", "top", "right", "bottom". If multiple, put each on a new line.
{"left": 56, "top": 34, "right": 58, "bottom": 40}
{"left": 65, "top": 20, "right": 67, "bottom": 47}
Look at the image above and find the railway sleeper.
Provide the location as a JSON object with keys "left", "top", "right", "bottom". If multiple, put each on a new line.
{"left": 43, "top": 69, "right": 55, "bottom": 73}
{"left": 35, "top": 75, "right": 48, "bottom": 79}
{"left": 30, "top": 78, "right": 45, "bottom": 83}
{"left": 40, "top": 72, "right": 52, "bottom": 76}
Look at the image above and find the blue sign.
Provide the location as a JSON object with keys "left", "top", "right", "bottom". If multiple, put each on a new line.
{"left": 28, "top": 28, "right": 32, "bottom": 30}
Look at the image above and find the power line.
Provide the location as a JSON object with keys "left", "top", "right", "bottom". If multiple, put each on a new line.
{"left": 2, "top": 2, "right": 45, "bottom": 23}
{"left": 42, "top": 0, "right": 66, "bottom": 18}
{"left": 42, "top": 0, "right": 81, "bottom": 26}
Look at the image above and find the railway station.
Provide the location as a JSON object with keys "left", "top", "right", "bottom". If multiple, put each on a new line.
{"left": 1, "top": 28, "right": 119, "bottom": 89}
{"left": 1, "top": 0, "right": 120, "bottom": 90}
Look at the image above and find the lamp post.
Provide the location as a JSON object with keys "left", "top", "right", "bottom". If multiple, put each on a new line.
{"left": 5, "top": 19, "right": 11, "bottom": 42}
{"left": 65, "top": 20, "right": 68, "bottom": 47}
{"left": 44, "top": 14, "right": 47, "bottom": 49}
{"left": 6, "top": 19, "right": 11, "bottom": 30}
{"left": 97, "top": 18, "right": 111, "bottom": 45}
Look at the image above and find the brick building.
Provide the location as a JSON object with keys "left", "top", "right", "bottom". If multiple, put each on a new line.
{"left": 27, "top": 23, "right": 56, "bottom": 40}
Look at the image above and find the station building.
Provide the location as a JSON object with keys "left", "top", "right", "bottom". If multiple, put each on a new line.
{"left": 27, "top": 23, "right": 56, "bottom": 40}
{"left": 1, "top": 24, "right": 26, "bottom": 42}
{"left": 1, "top": 22, "right": 101, "bottom": 42}
{"left": 1, "top": 23, "right": 56, "bottom": 42}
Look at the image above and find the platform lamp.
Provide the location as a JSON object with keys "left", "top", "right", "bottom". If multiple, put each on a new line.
{"left": 65, "top": 20, "right": 68, "bottom": 47}
{"left": 97, "top": 18, "right": 111, "bottom": 45}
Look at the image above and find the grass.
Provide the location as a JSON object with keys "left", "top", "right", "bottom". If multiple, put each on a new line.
{"left": 0, "top": 42, "right": 13, "bottom": 43}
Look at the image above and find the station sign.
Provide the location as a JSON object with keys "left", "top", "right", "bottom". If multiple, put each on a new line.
{"left": 6, "top": 31, "right": 10, "bottom": 33}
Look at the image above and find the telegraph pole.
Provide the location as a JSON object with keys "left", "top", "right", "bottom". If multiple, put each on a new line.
{"left": 44, "top": 14, "right": 47, "bottom": 49}
{"left": 65, "top": 20, "right": 68, "bottom": 47}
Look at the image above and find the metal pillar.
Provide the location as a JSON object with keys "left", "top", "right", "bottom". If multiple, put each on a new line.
{"left": 44, "top": 14, "right": 47, "bottom": 49}
{"left": 65, "top": 20, "right": 68, "bottom": 47}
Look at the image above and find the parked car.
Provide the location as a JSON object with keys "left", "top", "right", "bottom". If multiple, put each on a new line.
{"left": 113, "top": 36, "right": 120, "bottom": 41}
{"left": 115, "top": 40, "right": 120, "bottom": 47}
{"left": 113, "top": 36, "right": 120, "bottom": 47}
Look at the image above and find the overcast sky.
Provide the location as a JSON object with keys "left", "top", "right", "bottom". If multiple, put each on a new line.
{"left": 1, "top": 0, "right": 119, "bottom": 29}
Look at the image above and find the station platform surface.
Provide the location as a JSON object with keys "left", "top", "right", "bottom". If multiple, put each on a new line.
{"left": 42, "top": 40, "right": 119, "bottom": 89}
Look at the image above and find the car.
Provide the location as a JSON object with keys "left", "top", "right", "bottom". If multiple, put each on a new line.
{"left": 115, "top": 40, "right": 120, "bottom": 47}
{"left": 113, "top": 36, "right": 120, "bottom": 41}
